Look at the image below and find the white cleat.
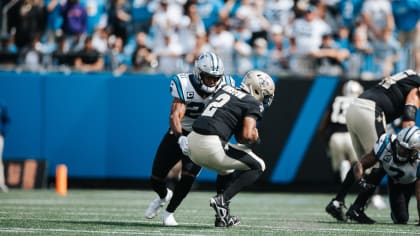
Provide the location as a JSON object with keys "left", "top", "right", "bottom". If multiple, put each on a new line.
{"left": 145, "top": 189, "right": 173, "bottom": 219}
{"left": 0, "top": 184, "right": 8, "bottom": 193}
{"left": 370, "top": 194, "right": 386, "bottom": 209}
{"left": 163, "top": 210, "right": 178, "bottom": 226}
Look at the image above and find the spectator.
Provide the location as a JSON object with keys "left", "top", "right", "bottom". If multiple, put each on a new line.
{"left": 183, "top": 33, "right": 213, "bottom": 70}
{"left": 92, "top": 26, "right": 110, "bottom": 54}
{"left": 12, "top": 0, "right": 47, "bottom": 51}
{"left": 267, "top": 24, "right": 290, "bottom": 75}
{"left": 20, "top": 36, "right": 44, "bottom": 71}
{"left": 289, "top": 4, "right": 331, "bottom": 76}
{"left": 153, "top": 32, "right": 183, "bottom": 75}
{"left": 372, "top": 27, "right": 402, "bottom": 77}
{"left": 178, "top": 1, "right": 206, "bottom": 55}
{"left": 391, "top": 0, "right": 420, "bottom": 72}
{"left": 346, "top": 23, "right": 376, "bottom": 80}
{"left": 360, "top": 0, "right": 395, "bottom": 41}
{"left": 251, "top": 37, "right": 270, "bottom": 71}
{"left": 108, "top": 36, "right": 131, "bottom": 75}
{"left": 131, "top": 31, "right": 157, "bottom": 73}
{"left": 208, "top": 21, "right": 235, "bottom": 74}
{"left": 85, "top": 0, "right": 108, "bottom": 35}
{"left": 0, "top": 34, "right": 18, "bottom": 67}
{"left": 234, "top": 0, "right": 271, "bottom": 47}
{"left": 232, "top": 18, "right": 253, "bottom": 75}
{"left": 195, "top": 0, "right": 225, "bottom": 31}
{"left": 48, "top": 0, "right": 87, "bottom": 50}
{"left": 312, "top": 33, "right": 350, "bottom": 76}
{"left": 108, "top": 0, "right": 132, "bottom": 45}
{"left": 74, "top": 36, "right": 104, "bottom": 72}
{"left": 337, "top": 0, "right": 364, "bottom": 29}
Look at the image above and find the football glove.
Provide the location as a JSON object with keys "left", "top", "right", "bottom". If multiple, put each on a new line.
{"left": 357, "top": 178, "right": 376, "bottom": 191}
{"left": 178, "top": 136, "right": 190, "bottom": 157}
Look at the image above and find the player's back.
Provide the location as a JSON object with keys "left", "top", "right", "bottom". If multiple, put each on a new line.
{"left": 193, "top": 85, "right": 262, "bottom": 142}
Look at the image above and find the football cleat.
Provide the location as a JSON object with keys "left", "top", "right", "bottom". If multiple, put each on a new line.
{"left": 325, "top": 199, "right": 347, "bottom": 221}
{"left": 145, "top": 188, "right": 173, "bottom": 219}
{"left": 210, "top": 194, "right": 230, "bottom": 225}
{"left": 215, "top": 215, "right": 240, "bottom": 227}
{"left": 163, "top": 210, "right": 178, "bottom": 226}
{"left": 346, "top": 204, "right": 375, "bottom": 224}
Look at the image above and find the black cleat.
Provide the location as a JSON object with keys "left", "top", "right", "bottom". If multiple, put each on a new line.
{"left": 326, "top": 199, "right": 347, "bottom": 221}
{"left": 346, "top": 204, "right": 375, "bottom": 224}
{"left": 210, "top": 194, "right": 230, "bottom": 226}
{"left": 215, "top": 215, "right": 240, "bottom": 227}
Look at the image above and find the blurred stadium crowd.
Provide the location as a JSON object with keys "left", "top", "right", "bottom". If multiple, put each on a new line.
{"left": 0, "top": 0, "right": 419, "bottom": 79}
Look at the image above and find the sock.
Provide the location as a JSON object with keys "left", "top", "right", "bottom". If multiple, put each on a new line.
{"left": 150, "top": 177, "right": 167, "bottom": 199}
{"left": 166, "top": 175, "right": 196, "bottom": 213}
{"left": 334, "top": 166, "right": 355, "bottom": 202}
{"left": 216, "top": 173, "right": 234, "bottom": 194}
{"left": 223, "top": 169, "right": 262, "bottom": 201}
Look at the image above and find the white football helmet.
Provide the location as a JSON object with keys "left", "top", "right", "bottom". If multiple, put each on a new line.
{"left": 240, "top": 70, "right": 275, "bottom": 107}
{"left": 193, "top": 51, "right": 224, "bottom": 93}
{"left": 395, "top": 126, "right": 420, "bottom": 163}
{"left": 342, "top": 80, "right": 364, "bottom": 97}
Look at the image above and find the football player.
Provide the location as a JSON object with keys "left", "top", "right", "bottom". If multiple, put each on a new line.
{"left": 322, "top": 80, "right": 364, "bottom": 182}
{"left": 144, "top": 52, "right": 235, "bottom": 226}
{"left": 326, "top": 70, "right": 420, "bottom": 223}
{"left": 351, "top": 126, "right": 420, "bottom": 225}
{"left": 183, "top": 70, "right": 275, "bottom": 227}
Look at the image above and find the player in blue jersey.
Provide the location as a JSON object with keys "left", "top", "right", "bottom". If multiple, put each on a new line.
{"left": 351, "top": 126, "right": 420, "bottom": 225}
{"left": 144, "top": 51, "right": 235, "bottom": 226}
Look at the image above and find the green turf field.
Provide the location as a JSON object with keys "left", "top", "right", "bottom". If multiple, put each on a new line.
{"left": 0, "top": 189, "right": 418, "bottom": 235}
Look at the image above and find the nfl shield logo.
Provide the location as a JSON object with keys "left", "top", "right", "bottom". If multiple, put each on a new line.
{"left": 187, "top": 92, "right": 194, "bottom": 98}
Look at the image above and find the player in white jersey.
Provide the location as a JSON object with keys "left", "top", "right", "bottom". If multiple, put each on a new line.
{"left": 322, "top": 81, "right": 364, "bottom": 182}
{"left": 351, "top": 126, "right": 420, "bottom": 225}
{"left": 144, "top": 52, "right": 235, "bottom": 226}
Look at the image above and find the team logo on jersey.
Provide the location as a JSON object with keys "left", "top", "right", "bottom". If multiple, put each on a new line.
{"left": 187, "top": 91, "right": 194, "bottom": 99}
{"left": 383, "top": 154, "right": 391, "bottom": 162}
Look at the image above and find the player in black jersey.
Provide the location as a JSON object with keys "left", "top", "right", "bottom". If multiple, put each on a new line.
{"left": 184, "top": 70, "right": 275, "bottom": 227}
{"left": 326, "top": 70, "right": 420, "bottom": 224}
{"left": 144, "top": 52, "right": 235, "bottom": 226}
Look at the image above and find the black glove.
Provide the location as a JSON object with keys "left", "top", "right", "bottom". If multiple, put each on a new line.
{"left": 357, "top": 178, "right": 376, "bottom": 191}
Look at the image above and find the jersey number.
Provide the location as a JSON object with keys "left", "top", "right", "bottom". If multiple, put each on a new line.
{"left": 186, "top": 102, "right": 206, "bottom": 118}
{"left": 389, "top": 166, "right": 404, "bottom": 182}
{"left": 379, "top": 70, "right": 415, "bottom": 89}
{"left": 202, "top": 94, "right": 230, "bottom": 117}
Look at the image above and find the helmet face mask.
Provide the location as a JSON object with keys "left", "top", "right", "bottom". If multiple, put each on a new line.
{"left": 193, "top": 52, "right": 224, "bottom": 93}
{"left": 395, "top": 126, "right": 420, "bottom": 163}
{"left": 396, "top": 140, "right": 419, "bottom": 163}
{"left": 240, "top": 70, "right": 275, "bottom": 108}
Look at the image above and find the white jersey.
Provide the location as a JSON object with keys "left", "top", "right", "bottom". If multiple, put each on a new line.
{"left": 169, "top": 73, "right": 235, "bottom": 132}
{"left": 374, "top": 133, "right": 420, "bottom": 184}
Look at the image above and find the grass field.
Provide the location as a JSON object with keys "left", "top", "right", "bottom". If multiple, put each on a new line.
{"left": 0, "top": 189, "right": 419, "bottom": 235}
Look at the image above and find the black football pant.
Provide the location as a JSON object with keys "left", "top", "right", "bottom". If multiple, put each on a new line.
{"left": 388, "top": 180, "right": 414, "bottom": 224}
{"left": 150, "top": 130, "right": 201, "bottom": 213}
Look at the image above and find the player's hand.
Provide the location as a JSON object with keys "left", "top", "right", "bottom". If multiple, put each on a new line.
{"left": 357, "top": 178, "right": 376, "bottom": 191}
{"left": 178, "top": 136, "right": 190, "bottom": 157}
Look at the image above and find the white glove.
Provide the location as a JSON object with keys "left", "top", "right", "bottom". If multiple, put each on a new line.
{"left": 178, "top": 136, "right": 191, "bottom": 157}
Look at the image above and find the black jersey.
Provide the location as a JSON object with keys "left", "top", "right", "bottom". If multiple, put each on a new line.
{"left": 192, "top": 85, "right": 263, "bottom": 142}
{"left": 359, "top": 70, "right": 420, "bottom": 122}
